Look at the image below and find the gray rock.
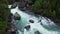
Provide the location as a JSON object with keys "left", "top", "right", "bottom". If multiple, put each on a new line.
{"left": 11, "top": 2, "right": 17, "bottom": 9}
{"left": 14, "top": 12, "right": 21, "bottom": 20}
{"left": 24, "top": 25, "right": 30, "bottom": 31}
{"left": 18, "top": 1, "right": 26, "bottom": 10}
{"left": 29, "top": 19, "right": 34, "bottom": 23}
{"left": 34, "top": 31, "right": 41, "bottom": 34}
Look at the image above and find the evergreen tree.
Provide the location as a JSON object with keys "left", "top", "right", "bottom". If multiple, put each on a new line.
{"left": 33, "top": 0, "right": 60, "bottom": 22}
{"left": 0, "top": 0, "right": 10, "bottom": 34}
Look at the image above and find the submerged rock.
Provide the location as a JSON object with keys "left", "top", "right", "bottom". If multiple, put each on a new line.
{"left": 14, "top": 12, "right": 21, "bottom": 20}
{"left": 34, "top": 31, "right": 41, "bottom": 34}
{"left": 24, "top": 25, "right": 30, "bottom": 31}
{"left": 29, "top": 19, "right": 34, "bottom": 23}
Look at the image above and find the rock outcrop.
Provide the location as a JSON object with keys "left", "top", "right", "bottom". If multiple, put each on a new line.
{"left": 8, "top": 0, "right": 35, "bottom": 11}
{"left": 14, "top": 12, "right": 21, "bottom": 20}
{"left": 11, "top": 2, "right": 17, "bottom": 9}
{"left": 18, "top": 0, "right": 35, "bottom": 11}
{"left": 18, "top": 1, "right": 26, "bottom": 11}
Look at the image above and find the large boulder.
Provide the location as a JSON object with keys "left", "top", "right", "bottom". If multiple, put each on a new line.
{"left": 11, "top": 2, "right": 17, "bottom": 9}
{"left": 34, "top": 31, "right": 41, "bottom": 34}
{"left": 18, "top": 1, "right": 26, "bottom": 11}
{"left": 14, "top": 12, "right": 21, "bottom": 20}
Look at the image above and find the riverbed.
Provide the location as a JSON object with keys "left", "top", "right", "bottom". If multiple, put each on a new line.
{"left": 9, "top": 5, "right": 60, "bottom": 34}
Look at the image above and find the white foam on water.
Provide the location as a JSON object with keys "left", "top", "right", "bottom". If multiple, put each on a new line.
{"left": 9, "top": 5, "right": 60, "bottom": 34}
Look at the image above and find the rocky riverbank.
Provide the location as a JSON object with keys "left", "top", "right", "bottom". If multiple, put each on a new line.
{"left": 8, "top": 0, "right": 35, "bottom": 11}
{"left": 6, "top": 13, "right": 17, "bottom": 34}
{"left": 6, "top": 12, "right": 21, "bottom": 34}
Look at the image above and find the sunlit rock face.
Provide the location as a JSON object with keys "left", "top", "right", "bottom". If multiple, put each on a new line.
{"left": 14, "top": 12, "right": 21, "bottom": 20}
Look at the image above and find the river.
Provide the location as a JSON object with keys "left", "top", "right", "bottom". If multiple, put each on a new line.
{"left": 8, "top": 5, "right": 60, "bottom": 34}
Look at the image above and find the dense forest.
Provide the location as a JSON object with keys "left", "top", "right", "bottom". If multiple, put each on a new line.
{"left": 33, "top": 0, "right": 60, "bottom": 23}
{"left": 0, "top": 0, "right": 10, "bottom": 34}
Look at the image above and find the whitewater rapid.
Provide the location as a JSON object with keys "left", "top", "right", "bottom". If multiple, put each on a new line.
{"left": 9, "top": 5, "right": 60, "bottom": 34}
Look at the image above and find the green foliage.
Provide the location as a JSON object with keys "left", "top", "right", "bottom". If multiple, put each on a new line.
{"left": 33, "top": 0, "right": 60, "bottom": 20}
{"left": 0, "top": 0, "right": 10, "bottom": 34}
{"left": 0, "top": 21, "right": 7, "bottom": 34}
{"left": 33, "top": 0, "right": 42, "bottom": 14}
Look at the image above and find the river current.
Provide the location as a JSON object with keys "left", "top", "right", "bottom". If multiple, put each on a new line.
{"left": 8, "top": 5, "right": 60, "bottom": 34}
